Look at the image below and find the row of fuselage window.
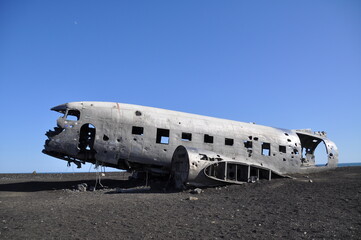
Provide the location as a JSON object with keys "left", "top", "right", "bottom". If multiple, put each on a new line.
{"left": 131, "top": 126, "right": 290, "bottom": 156}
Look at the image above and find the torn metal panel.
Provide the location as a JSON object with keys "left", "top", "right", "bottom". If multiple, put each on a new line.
{"left": 43, "top": 101, "right": 339, "bottom": 187}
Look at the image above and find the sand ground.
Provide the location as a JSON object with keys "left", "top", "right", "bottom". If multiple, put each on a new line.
{"left": 0, "top": 167, "right": 360, "bottom": 239}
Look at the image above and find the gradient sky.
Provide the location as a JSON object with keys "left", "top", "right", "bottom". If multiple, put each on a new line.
{"left": 0, "top": 0, "right": 360, "bottom": 173}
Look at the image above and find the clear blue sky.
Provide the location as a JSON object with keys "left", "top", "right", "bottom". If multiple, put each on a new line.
{"left": 0, "top": 0, "right": 360, "bottom": 173}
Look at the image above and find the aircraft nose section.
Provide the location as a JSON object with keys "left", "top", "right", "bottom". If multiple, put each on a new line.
{"left": 43, "top": 126, "right": 63, "bottom": 155}
{"left": 45, "top": 126, "right": 64, "bottom": 138}
{"left": 51, "top": 103, "right": 68, "bottom": 112}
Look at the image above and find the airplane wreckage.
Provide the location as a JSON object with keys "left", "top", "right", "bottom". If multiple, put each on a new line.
{"left": 43, "top": 102, "right": 338, "bottom": 188}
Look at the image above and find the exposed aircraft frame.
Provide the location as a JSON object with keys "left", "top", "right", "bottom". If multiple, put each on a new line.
{"left": 43, "top": 102, "right": 338, "bottom": 188}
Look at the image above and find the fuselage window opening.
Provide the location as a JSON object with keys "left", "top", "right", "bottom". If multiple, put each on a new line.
{"left": 262, "top": 142, "right": 271, "bottom": 156}
{"left": 225, "top": 138, "right": 234, "bottom": 146}
{"left": 156, "top": 128, "right": 170, "bottom": 144}
{"left": 181, "top": 132, "right": 192, "bottom": 141}
{"left": 204, "top": 134, "right": 214, "bottom": 144}
{"left": 65, "top": 109, "right": 80, "bottom": 121}
{"left": 244, "top": 140, "right": 252, "bottom": 149}
{"left": 132, "top": 126, "right": 144, "bottom": 135}
{"left": 279, "top": 145, "right": 286, "bottom": 153}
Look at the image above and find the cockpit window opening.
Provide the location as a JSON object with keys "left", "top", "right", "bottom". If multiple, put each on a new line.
{"left": 65, "top": 109, "right": 80, "bottom": 121}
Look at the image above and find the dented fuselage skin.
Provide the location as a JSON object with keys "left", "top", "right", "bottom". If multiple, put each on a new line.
{"left": 43, "top": 102, "right": 338, "bottom": 187}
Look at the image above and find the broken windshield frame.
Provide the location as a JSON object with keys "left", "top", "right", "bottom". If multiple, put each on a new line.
{"left": 64, "top": 109, "right": 81, "bottom": 121}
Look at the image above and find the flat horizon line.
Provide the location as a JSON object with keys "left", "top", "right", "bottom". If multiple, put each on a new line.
{"left": 1, "top": 162, "right": 361, "bottom": 174}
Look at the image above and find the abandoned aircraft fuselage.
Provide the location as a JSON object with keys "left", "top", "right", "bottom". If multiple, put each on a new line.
{"left": 43, "top": 102, "right": 338, "bottom": 187}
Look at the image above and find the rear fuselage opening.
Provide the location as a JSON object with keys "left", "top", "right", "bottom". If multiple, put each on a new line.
{"left": 296, "top": 131, "right": 338, "bottom": 168}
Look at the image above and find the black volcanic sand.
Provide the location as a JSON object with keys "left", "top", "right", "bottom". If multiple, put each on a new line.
{"left": 0, "top": 167, "right": 360, "bottom": 240}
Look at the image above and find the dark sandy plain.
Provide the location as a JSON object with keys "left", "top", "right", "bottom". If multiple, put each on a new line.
{"left": 0, "top": 166, "right": 360, "bottom": 240}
